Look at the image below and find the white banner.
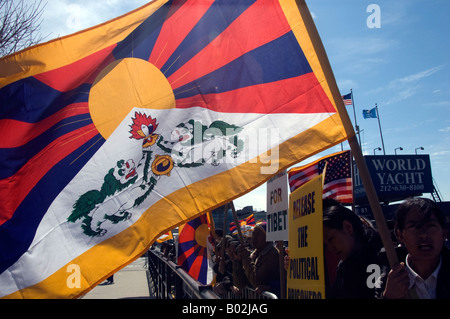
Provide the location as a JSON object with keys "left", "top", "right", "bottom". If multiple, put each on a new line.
{"left": 266, "top": 170, "right": 289, "bottom": 241}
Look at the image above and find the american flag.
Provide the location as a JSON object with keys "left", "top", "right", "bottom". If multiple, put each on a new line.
{"left": 288, "top": 151, "right": 353, "bottom": 203}
{"left": 342, "top": 93, "right": 353, "bottom": 106}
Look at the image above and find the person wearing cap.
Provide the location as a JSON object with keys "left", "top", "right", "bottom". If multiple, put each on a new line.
{"left": 237, "top": 222, "right": 281, "bottom": 296}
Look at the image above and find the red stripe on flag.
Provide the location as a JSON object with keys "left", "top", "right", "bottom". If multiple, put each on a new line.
{"left": 288, "top": 165, "right": 319, "bottom": 191}
{"left": 188, "top": 246, "right": 206, "bottom": 280}
{"left": 0, "top": 124, "right": 99, "bottom": 225}
{"left": 168, "top": 0, "right": 291, "bottom": 90}
{"left": 177, "top": 244, "right": 195, "bottom": 266}
{"left": 245, "top": 214, "right": 255, "bottom": 225}
{"left": 179, "top": 224, "right": 195, "bottom": 243}
{"left": 34, "top": 45, "right": 117, "bottom": 92}
{"left": 149, "top": 0, "right": 214, "bottom": 69}
{"left": 324, "top": 180, "right": 352, "bottom": 196}
{"left": 0, "top": 103, "right": 89, "bottom": 148}
{"left": 175, "top": 73, "right": 335, "bottom": 114}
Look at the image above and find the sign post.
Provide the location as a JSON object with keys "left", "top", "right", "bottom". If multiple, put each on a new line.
{"left": 287, "top": 175, "right": 325, "bottom": 299}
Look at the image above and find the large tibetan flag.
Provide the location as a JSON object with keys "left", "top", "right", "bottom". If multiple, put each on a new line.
{"left": 0, "top": 0, "right": 352, "bottom": 298}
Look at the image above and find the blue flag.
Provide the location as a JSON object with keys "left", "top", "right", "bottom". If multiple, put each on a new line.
{"left": 362, "top": 108, "right": 377, "bottom": 119}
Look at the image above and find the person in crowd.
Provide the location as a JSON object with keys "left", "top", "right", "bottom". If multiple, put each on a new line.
{"left": 284, "top": 198, "right": 383, "bottom": 299}
{"left": 161, "top": 241, "right": 175, "bottom": 261}
{"left": 236, "top": 222, "right": 281, "bottom": 296}
{"left": 376, "top": 197, "right": 450, "bottom": 299}
{"left": 228, "top": 240, "right": 250, "bottom": 293}
{"left": 322, "top": 199, "right": 383, "bottom": 298}
{"left": 212, "top": 235, "right": 234, "bottom": 296}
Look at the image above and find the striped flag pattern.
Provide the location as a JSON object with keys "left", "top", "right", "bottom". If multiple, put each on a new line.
{"left": 229, "top": 213, "right": 255, "bottom": 233}
{"left": 288, "top": 150, "right": 352, "bottom": 203}
{"left": 342, "top": 93, "right": 352, "bottom": 106}
{"left": 178, "top": 214, "right": 214, "bottom": 284}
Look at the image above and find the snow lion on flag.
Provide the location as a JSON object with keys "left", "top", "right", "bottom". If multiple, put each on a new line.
{"left": 68, "top": 111, "right": 244, "bottom": 237}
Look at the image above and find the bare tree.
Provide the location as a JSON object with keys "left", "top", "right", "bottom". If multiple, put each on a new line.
{"left": 0, "top": 0, "right": 47, "bottom": 57}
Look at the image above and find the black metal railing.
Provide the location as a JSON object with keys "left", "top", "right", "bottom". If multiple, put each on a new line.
{"left": 147, "top": 248, "right": 219, "bottom": 299}
{"left": 146, "top": 248, "right": 277, "bottom": 300}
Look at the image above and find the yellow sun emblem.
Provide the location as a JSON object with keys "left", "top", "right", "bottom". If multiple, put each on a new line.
{"left": 89, "top": 58, "right": 175, "bottom": 139}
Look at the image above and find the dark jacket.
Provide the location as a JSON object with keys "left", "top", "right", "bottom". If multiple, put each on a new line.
{"left": 376, "top": 247, "right": 450, "bottom": 299}
{"left": 241, "top": 243, "right": 280, "bottom": 296}
{"left": 327, "top": 231, "right": 383, "bottom": 299}
{"left": 213, "top": 256, "right": 233, "bottom": 289}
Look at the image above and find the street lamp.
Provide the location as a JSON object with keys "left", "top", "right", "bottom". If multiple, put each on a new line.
{"left": 373, "top": 147, "right": 381, "bottom": 155}
{"left": 394, "top": 147, "right": 403, "bottom": 155}
{"left": 415, "top": 147, "right": 424, "bottom": 154}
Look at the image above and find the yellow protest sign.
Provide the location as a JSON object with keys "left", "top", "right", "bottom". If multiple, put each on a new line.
{"left": 287, "top": 175, "right": 325, "bottom": 299}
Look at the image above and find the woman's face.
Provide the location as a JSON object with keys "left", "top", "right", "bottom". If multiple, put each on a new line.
{"left": 323, "top": 220, "right": 357, "bottom": 261}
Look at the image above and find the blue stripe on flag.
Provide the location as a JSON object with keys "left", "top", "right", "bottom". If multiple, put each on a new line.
{"left": 173, "top": 31, "right": 312, "bottom": 99}
{"left": 0, "top": 134, "right": 104, "bottom": 274}
{"left": 0, "top": 77, "right": 90, "bottom": 122}
{"left": 0, "top": 114, "right": 93, "bottom": 179}
{"left": 161, "top": 0, "right": 258, "bottom": 77}
{"left": 112, "top": 0, "right": 174, "bottom": 61}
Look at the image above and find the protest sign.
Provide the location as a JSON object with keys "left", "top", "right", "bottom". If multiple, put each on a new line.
{"left": 266, "top": 170, "right": 289, "bottom": 241}
{"left": 287, "top": 175, "right": 325, "bottom": 299}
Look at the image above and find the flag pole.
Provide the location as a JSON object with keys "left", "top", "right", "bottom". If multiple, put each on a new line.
{"left": 296, "top": 0, "right": 399, "bottom": 268}
{"left": 350, "top": 89, "right": 362, "bottom": 147}
{"left": 207, "top": 211, "right": 219, "bottom": 244}
{"left": 277, "top": 240, "right": 286, "bottom": 299}
{"left": 375, "top": 103, "right": 386, "bottom": 155}
{"left": 220, "top": 204, "right": 229, "bottom": 259}
{"left": 223, "top": 203, "right": 229, "bottom": 236}
{"left": 230, "top": 201, "right": 245, "bottom": 245}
